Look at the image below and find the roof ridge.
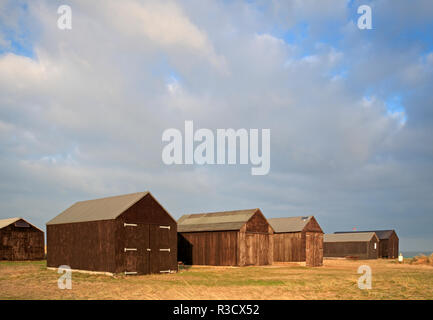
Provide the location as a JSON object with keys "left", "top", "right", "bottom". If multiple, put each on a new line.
{"left": 75, "top": 191, "right": 148, "bottom": 203}
{"left": 180, "top": 208, "right": 259, "bottom": 216}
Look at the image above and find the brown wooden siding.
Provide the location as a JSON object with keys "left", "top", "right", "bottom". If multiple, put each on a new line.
{"left": 305, "top": 232, "right": 323, "bottom": 267}
{"left": 0, "top": 221, "right": 44, "bottom": 260}
{"left": 115, "top": 196, "right": 177, "bottom": 274}
{"left": 243, "top": 232, "right": 273, "bottom": 266}
{"left": 273, "top": 232, "right": 305, "bottom": 262}
{"left": 324, "top": 238, "right": 379, "bottom": 259}
{"left": 114, "top": 221, "right": 177, "bottom": 274}
{"left": 178, "top": 231, "right": 238, "bottom": 266}
{"left": 245, "top": 211, "right": 270, "bottom": 233}
{"left": 304, "top": 217, "right": 323, "bottom": 233}
{"left": 47, "top": 220, "right": 116, "bottom": 272}
{"left": 378, "top": 232, "right": 399, "bottom": 258}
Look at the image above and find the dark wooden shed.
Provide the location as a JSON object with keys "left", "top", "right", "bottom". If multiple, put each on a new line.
{"left": 268, "top": 216, "right": 323, "bottom": 267}
{"left": 334, "top": 230, "right": 399, "bottom": 258}
{"left": 177, "top": 209, "right": 273, "bottom": 266}
{"left": 324, "top": 232, "right": 379, "bottom": 259}
{"left": 46, "top": 192, "right": 177, "bottom": 275}
{"left": 0, "top": 217, "right": 44, "bottom": 261}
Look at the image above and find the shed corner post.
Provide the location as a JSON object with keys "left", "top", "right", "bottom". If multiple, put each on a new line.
{"left": 238, "top": 228, "right": 246, "bottom": 267}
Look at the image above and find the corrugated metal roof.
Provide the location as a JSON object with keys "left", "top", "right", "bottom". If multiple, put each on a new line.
{"left": 178, "top": 209, "right": 259, "bottom": 232}
{"left": 334, "top": 230, "right": 395, "bottom": 240}
{"left": 324, "top": 232, "right": 377, "bottom": 243}
{"left": 268, "top": 216, "right": 312, "bottom": 233}
{"left": 0, "top": 217, "right": 21, "bottom": 230}
{"left": 46, "top": 192, "right": 149, "bottom": 225}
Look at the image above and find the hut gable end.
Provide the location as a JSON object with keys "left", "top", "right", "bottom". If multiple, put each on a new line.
{"left": 0, "top": 217, "right": 45, "bottom": 261}
{"left": 245, "top": 209, "right": 272, "bottom": 233}
{"left": 119, "top": 192, "right": 176, "bottom": 225}
{"left": 303, "top": 217, "right": 323, "bottom": 233}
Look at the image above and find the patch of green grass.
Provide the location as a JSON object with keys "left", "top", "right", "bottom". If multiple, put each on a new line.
{"left": 0, "top": 260, "right": 46, "bottom": 267}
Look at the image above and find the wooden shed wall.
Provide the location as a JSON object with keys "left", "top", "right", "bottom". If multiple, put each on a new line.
{"left": 273, "top": 232, "right": 305, "bottom": 262}
{"left": 388, "top": 232, "right": 399, "bottom": 259}
{"left": 238, "top": 231, "right": 273, "bottom": 266}
{"left": 178, "top": 231, "right": 238, "bottom": 266}
{"left": 379, "top": 232, "right": 399, "bottom": 259}
{"left": 47, "top": 220, "right": 116, "bottom": 272}
{"left": 324, "top": 239, "right": 378, "bottom": 259}
{"left": 305, "top": 232, "right": 323, "bottom": 267}
{"left": 0, "top": 223, "right": 44, "bottom": 260}
{"left": 115, "top": 196, "right": 177, "bottom": 274}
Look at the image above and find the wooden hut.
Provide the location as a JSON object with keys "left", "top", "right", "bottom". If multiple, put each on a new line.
{"left": 268, "top": 216, "right": 323, "bottom": 267}
{"left": 177, "top": 209, "right": 273, "bottom": 266}
{"left": 0, "top": 217, "right": 44, "bottom": 260}
{"left": 334, "top": 230, "right": 399, "bottom": 258}
{"left": 46, "top": 192, "right": 177, "bottom": 275}
{"left": 324, "top": 232, "right": 379, "bottom": 259}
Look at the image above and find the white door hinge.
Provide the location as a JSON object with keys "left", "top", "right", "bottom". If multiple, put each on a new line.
{"left": 124, "top": 223, "right": 137, "bottom": 227}
{"left": 124, "top": 248, "right": 137, "bottom": 252}
{"left": 159, "top": 225, "right": 171, "bottom": 230}
{"left": 159, "top": 248, "right": 171, "bottom": 252}
{"left": 124, "top": 271, "right": 138, "bottom": 275}
{"left": 160, "top": 270, "right": 171, "bottom": 273}
{"left": 146, "top": 248, "right": 151, "bottom": 252}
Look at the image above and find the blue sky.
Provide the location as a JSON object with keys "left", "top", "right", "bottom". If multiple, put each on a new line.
{"left": 0, "top": 0, "right": 433, "bottom": 251}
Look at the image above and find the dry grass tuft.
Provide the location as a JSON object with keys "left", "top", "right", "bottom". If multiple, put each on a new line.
{"left": 410, "top": 254, "right": 433, "bottom": 266}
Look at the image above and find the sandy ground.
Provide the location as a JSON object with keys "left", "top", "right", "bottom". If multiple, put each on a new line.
{"left": 0, "top": 258, "right": 432, "bottom": 299}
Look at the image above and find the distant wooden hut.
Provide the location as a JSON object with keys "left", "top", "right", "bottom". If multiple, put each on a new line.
{"left": 0, "top": 217, "right": 44, "bottom": 260}
{"left": 324, "top": 232, "right": 379, "bottom": 259}
{"left": 46, "top": 192, "right": 177, "bottom": 275}
{"left": 268, "top": 216, "right": 323, "bottom": 267}
{"left": 334, "top": 230, "right": 399, "bottom": 258}
{"left": 177, "top": 209, "right": 273, "bottom": 266}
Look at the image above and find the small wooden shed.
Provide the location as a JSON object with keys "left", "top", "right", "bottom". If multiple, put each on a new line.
{"left": 268, "top": 216, "right": 323, "bottom": 267}
{"left": 177, "top": 209, "right": 273, "bottom": 266}
{"left": 324, "top": 232, "right": 379, "bottom": 259}
{"left": 0, "top": 217, "right": 44, "bottom": 260}
{"left": 335, "top": 230, "right": 399, "bottom": 258}
{"left": 46, "top": 192, "right": 177, "bottom": 275}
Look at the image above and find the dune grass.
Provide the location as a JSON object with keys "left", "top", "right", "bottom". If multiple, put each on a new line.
{"left": 0, "top": 259, "right": 432, "bottom": 300}
{"left": 410, "top": 254, "right": 433, "bottom": 266}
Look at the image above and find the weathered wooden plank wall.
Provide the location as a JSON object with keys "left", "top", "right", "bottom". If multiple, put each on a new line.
{"left": 324, "top": 239, "right": 378, "bottom": 259}
{"left": 116, "top": 196, "right": 177, "bottom": 274}
{"left": 380, "top": 232, "right": 398, "bottom": 258}
{"left": 0, "top": 223, "right": 44, "bottom": 260}
{"left": 273, "top": 232, "right": 305, "bottom": 262}
{"left": 178, "top": 231, "right": 238, "bottom": 266}
{"left": 306, "top": 232, "right": 323, "bottom": 266}
{"left": 47, "top": 220, "right": 116, "bottom": 272}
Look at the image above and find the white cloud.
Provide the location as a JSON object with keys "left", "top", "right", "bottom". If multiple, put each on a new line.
{"left": 104, "top": 0, "right": 227, "bottom": 71}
